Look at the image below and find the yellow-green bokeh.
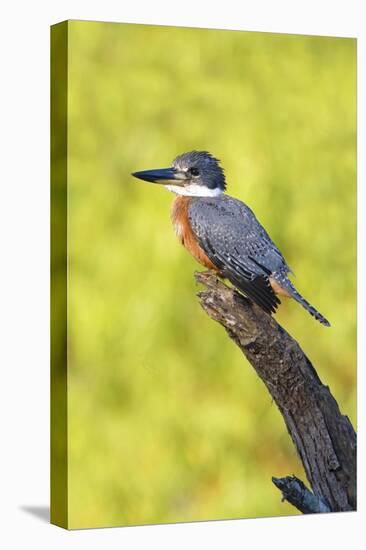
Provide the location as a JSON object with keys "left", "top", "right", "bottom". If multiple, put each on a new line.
{"left": 66, "top": 21, "right": 356, "bottom": 528}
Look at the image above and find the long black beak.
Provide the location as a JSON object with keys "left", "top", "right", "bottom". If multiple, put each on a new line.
{"left": 131, "top": 167, "right": 185, "bottom": 185}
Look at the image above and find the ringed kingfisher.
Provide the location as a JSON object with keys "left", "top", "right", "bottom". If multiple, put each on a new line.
{"left": 132, "top": 151, "right": 330, "bottom": 326}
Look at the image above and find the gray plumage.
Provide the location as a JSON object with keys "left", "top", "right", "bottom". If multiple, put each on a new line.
{"left": 188, "top": 195, "right": 330, "bottom": 326}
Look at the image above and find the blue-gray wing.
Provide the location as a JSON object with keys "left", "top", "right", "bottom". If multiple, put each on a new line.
{"left": 188, "top": 196, "right": 291, "bottom": 314}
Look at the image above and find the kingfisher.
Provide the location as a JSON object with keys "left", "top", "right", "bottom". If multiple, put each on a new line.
{"left": 132, "top": 151, "right": 330, "bottom": 326}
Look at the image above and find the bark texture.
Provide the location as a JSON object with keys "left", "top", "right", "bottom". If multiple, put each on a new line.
{"left": 195, "top": 270, "right": 356, "bottom": 514}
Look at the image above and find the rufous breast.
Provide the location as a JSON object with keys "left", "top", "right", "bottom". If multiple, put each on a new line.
{"left": 170, "top": 196, "right": 218, "bottom": 271}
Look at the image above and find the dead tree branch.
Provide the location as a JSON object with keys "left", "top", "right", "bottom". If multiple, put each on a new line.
{"left": 195, "top": 270, "right": 356, "bottom": 514}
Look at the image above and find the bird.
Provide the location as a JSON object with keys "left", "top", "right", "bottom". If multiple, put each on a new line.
{"left": 131, "top": 151, "right": 330, "bottom": 326}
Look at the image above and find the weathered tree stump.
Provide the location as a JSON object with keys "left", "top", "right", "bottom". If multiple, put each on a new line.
{"left": 195, "top": 270, "right": 356, "bottom": 514}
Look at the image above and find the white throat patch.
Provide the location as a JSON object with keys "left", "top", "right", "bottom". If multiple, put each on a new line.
{"left": 165, "top": 184, "right": 223, "bottom": 197}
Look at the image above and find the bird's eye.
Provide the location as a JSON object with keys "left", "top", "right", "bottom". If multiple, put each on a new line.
{"left": 189, "top": 167, "right": 200, "bottom": 176}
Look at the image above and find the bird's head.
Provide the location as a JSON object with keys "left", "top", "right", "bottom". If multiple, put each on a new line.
{"left": 131, "top": 151, "right": 226, "bottom": 197}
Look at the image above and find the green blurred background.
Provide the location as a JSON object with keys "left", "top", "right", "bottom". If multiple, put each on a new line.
{"left": 66, "top": 21, "right": 356, "bottom": 528}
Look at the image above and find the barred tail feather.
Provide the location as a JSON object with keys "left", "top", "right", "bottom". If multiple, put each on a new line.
{"left": 295, "top": 295, "right": 330, "bottom": 326}
{"left": 273, "top": 275, "right": 331, "bottom": 327}
{"left": 291, "top": 287, "right": 330, "bottom": 327}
